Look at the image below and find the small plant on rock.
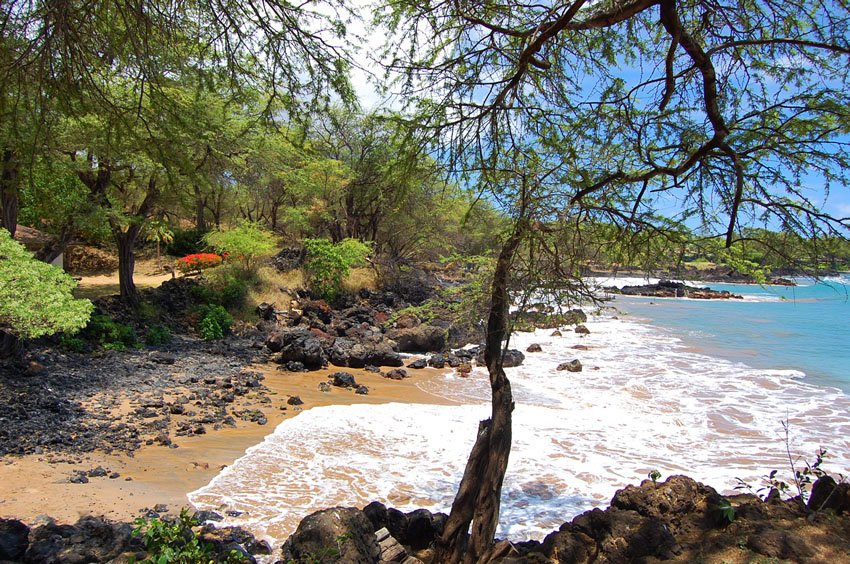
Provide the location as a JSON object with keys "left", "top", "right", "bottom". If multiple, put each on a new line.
{"left": 131, "top": 508, "right": 246, "bottom": 563}
{"left": 196, "top": 304, "right": 233, "bottom": 341}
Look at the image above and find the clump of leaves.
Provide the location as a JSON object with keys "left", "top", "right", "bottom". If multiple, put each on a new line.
{"left": 144, "top": 324, "right": 172, "bottom": 346}
{"left": 0, "top": 227, "right": 93, "bottom": 340}
{"left": 197, "top": 304, "right": 233, "bottom": 341}
{"left": 648, "top": 470, "right": 662, "bottom": 484}
{"left": 131, "top": 508, "right": 246, "bottom": 563}
{"left": 204, "top": 221, "right": 277, "bottom": 271}
{"left": 82, "top": 314, "right": 138, "bottom": 351}
{"left": 303, "top": 238, "right": 372, "bottom": 302}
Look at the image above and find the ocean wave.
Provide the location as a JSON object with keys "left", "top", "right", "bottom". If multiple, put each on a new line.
{"left": 189, "top": 314, "right": 850, "bottom": 551}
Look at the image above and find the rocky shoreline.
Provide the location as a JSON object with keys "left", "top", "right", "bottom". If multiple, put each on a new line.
{"left": 2, "top": 473, "right": 848, "bottom": 562}
{"left": 2, "top": 276, "right": 849, "bottom": 562}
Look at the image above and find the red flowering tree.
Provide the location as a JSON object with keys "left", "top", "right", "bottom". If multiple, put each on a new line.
{"left": 176, "top": 253, "right": 222, "bottom": 275}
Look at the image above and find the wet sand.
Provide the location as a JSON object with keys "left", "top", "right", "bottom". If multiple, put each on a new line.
{"left": 0, "top": 363, "right": 455, "bottom": 524}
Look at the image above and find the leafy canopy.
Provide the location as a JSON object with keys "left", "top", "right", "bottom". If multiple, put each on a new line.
{"left": 203, "top": 222, "right": 278, "bottom": 270}
{"left": 303, "top": 238, "right": 372, "bottom": 301}
{"left": 0, "top": 228, "right": 93, "bottom": 339}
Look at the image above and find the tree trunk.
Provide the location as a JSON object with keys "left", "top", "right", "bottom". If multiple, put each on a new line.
{"left": 434, "top": 223, "right": 524, "bottom": 563}
{"left": 194, "top": 184, "right": 207, "bottom": 230}
{"left": 1, "top": 148, "right": 19, "bottom": 237}
{"left": 116, "top": 227, "right": 141, "bottom": 305}
{"left": 0, "top": 331, "right": 23, "bottom": 360}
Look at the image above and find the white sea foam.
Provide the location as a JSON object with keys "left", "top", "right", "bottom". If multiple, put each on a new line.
{"left": 189, "top": 314, "right": 850, "bottom": 551}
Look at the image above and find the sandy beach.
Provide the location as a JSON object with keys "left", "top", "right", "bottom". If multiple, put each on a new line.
{"left": 0, "top": 363, "right": 455, "bottom": 525}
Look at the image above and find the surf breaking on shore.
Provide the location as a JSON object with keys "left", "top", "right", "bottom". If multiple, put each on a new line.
{"left": 189, "top": 311, "right": 850, "bottom": 549}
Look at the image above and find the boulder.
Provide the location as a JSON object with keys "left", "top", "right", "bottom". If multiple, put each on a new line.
{"left": 526, "top": 343, "right": 542, "bottom": 353}
{"left": 407, "top": 359, "right": 428, "bottom": 369}
{"left": 280, "top": 507, "right": 380, "bottom": 564}
{"left": 574, "top": 324, "right": 590, "bottom": 335}
{"left": 348, "top": 343, "right": 404, "bottom": 368}
{"left": 557, "top": 360, "right": 583, "bottom": 372}
{"left": 384, "top": 369, "right": 407, "bottom": 380}
{"left": 0, "top": 519, "right": 29, "bottom": 561}
{"left": 332, "top": 372, "right": 357, "bottom": 388}
{"left": 808, "top": 475, "right": 850, "bottom": 513}
{"left": 385, "top": 325, "right": 447, "bottom": 353}
{"left": 476, "top": 349, "right": 525, "bottom": 368}
{"left": 405, "top": 509, "right": 441, "bottom": 551}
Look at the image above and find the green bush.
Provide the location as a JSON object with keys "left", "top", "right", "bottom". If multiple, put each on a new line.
{"left": 0, "top": 227, "right": 93, "bottom": 340}
{"left": 132, "top": 508, "right": 247, "bottom": 563}
{"left": 166, "top": 227, "right": 209, "bottom": 257}
{"left": 203, "top": 222, "right": 277, "bottom": 271}
{"left": 303, "top": 238, "right": 372, "bottom": 301}
{"left": 82, "top": 314, "right": 138, "bottom": 350}
{"left": 189, "top": 275, "right": 248, "bottom": 310}
{"left": 59, "top": 335, "right": 87, "bottom": 353}
{"left": 197, "top": 304, "right": 233, "bottom": 341}
{"left": 190, "top": 283, "right": 219, "bottom": 305}
{"left": 144, "top": 324, "right": 172, "bottom": 346}
{"left": 218, "top": 276, "right": 249, "bottom": 309}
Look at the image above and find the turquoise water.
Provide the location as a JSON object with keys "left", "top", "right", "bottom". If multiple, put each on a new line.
{"left": 613, "top": 276, "right": 850, "bottom": 394}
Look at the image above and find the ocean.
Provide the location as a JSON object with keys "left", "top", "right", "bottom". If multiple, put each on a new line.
{"left": 188, "top": 276, "right": 850, "bottom": 549}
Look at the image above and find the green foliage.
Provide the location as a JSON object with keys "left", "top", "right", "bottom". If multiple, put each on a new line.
{"left": 197, "top": 304, "right": 233, "bottom": 341}
{"left": 82, "top": 315, "right": 138, "bottom": 351}
{"left": 719, "top": 244, "right": 771, "bottom": 284}
{"left": 59, "top": 335, "right": 87, "bottom": 353}
{"left": 189, "top": 270, "right": 249, "bottom": 310}
{"left": 144, "top": 324, "right": 172, "bottom": 346}
{"left": 714, "top": 499, "right": 737, "bottom": 524}
{"left": 303, "top": 238, "right": 372, "bottom": 301}
{"left": 648, "top": 470, "right": 662, "bottom": 484}
{"left": 0, "top": 228, "right": 93, "bottom": 340}
{"left": 131, "top": 508, "right": 246, "bottom": 564}
{"left": 203, "top": 222, "right": 277, "bottom": 270}
{"left": 167, "top": 228, "right": 209, "bottom": 257}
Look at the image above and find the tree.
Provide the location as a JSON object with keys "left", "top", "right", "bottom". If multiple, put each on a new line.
{"left": 1, "top": 0, "right": 356, "bottom": 276}
{"left": 380, "top": 0, "right": 850, "bottom": 560}
{"left": 203, "top": 221, "right": 278, "bottom": 271}
{"left": 0, "top": 228, "right": 93, "bottom": 358}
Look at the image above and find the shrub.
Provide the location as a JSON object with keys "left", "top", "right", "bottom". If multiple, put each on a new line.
{"left": 303, "top": 238, "right": 372, "bottom": 301}
{"left": 190, "top": 283, "right": 218, "bottom": 305}
{"left": 132, "top": 508, "right": 246, "bottom": 563}
{"left": 82, "top": 314, "right": 137, "bottom": 350}
{"left": 196, "top": 304, "right": 233, "bottom": 340}
{"left": 0, "top": 227, "right": 93, "bottom": 340}
{"left": 59, "top": 335, "right": 87, "bottom": 353}
{"left": 219, "top": 277, "right": 249, "bottom": 309}
{"left": 203, "top": 222, "right": 277, "bottom": 271}
{"left": 144, "top": 324, "right": 172, "bottom": 346}
{"left": 176, "top": 253, "right": 223, "bottom": 275}
{"left": 165, "top": 227, "right": 208, "bottom": 257}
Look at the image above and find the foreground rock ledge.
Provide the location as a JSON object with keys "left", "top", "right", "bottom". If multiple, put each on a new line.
{"left": 281, "top": 475, "right": 850, "bottom": 563}
{"left": 3, "top": 475, "right": 848, "bottom": 562}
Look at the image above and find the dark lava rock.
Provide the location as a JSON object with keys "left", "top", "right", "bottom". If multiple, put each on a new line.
{"left": 385, "top": 325, "right": 447, "bottom": 353}
{"left": 384, "top": 369, "right": 407, "bottom": 380}
{"left": 575, "top": 324, "right": 590, "bottom": 335}
{"left": 87, "top": 466, "right": 108, "bottom": 478}
{"left": 332, "top": 372, "right": 357, "bottom": 388}
{"left": 287, "top": 395, "right": 304, "bottom": 406}
{"left": 557, "top": 359, "right": 583, "bottom": 372}
{"left": 808, "top": 475, "right": 850, "bottom": 513}
{"left": 281, "top": 507, "right": 380, "bottom": 564}
{"left": 0, "top": 519, "right": 29, "bottom": 561}
{"left": 405, "top": 508, "right": 441, "bottom": 551}
{"left": 475, "top": 348, "right": 525, "bottom": 368}
{"left": 355, "top": 385, "right": 369, "bottom": 395}
{"left": 407, "top": 358, "right": 428, "bottom": 369}
{"left": 526, "top": 343, "right": 543, "bottom": 353}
